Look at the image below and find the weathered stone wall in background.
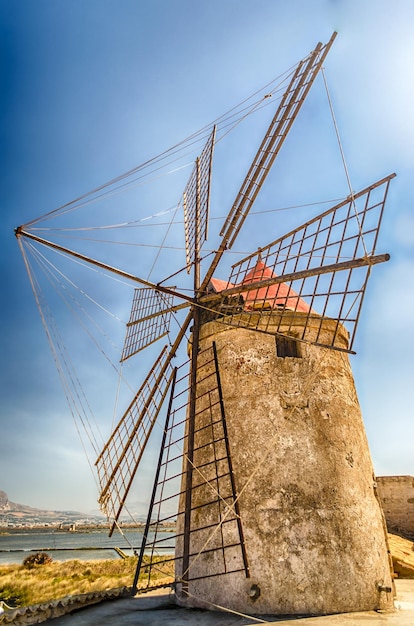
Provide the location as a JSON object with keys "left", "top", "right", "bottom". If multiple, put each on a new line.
{"left": 377, "top": 476, "right": 414, "bottom": 538}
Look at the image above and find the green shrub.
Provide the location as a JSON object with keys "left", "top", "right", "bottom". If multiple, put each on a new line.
{"left": 23, "top": 552, "right": 53, "bottom": 569}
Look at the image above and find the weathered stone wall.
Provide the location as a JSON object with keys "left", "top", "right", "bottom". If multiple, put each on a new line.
{"left": 377, "top": 476, "right": 414, "bottom": 538}
{"left": 176, "top": 312, "right": 394, "bottom": 615}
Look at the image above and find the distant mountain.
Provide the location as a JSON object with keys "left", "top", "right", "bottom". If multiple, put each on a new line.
{"left": 0, "top": 490, "right": 105, "bottom": 526}
{"left": 0, "top": 489, "right": 41, "bottom": 513}
{"left": 0, "top": 491, "right": 149, "bottom": 527}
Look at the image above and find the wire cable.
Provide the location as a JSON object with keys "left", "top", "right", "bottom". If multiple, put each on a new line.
{"left": 322, "top": 67, "right": 369, "bottom": 258}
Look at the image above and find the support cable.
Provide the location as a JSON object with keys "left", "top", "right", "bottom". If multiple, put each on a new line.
{"left": 321, "top": 67, "right": 369, "bottom": 259}
{"left": 28, "top": 196, "right": 344, "bottom": 235}
{"left": 25, "top": 242, "right": 126, "bottom": 369}
{"left": 21, "top": 61, "right": 302, "bottom": 230}
{"left": 181, "top": 589, "right": 270, "bottom": 623}
{"left": 17, "top": 239, "right": 103, "bottom": 476}
{"left": 22, "top": 243, "right": 105, "bottom": 452}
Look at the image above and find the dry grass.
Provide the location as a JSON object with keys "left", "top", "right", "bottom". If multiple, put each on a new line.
{"left": 4, "top": 533, "right": 410, "bottom": 609}
{"left": 388, "top": 533, "right": 414, "bottom": 579}
{"left": 0, "top": 556, "right": 174, "bottom": 608}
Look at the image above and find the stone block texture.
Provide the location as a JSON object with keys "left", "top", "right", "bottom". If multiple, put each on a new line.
{"left": 377, "top": 476, "right": 414, "bottom": 538}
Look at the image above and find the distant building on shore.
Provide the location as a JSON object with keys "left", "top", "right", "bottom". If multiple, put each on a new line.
{"left": 377, "top": 475, "right": 414, "bottom": 539}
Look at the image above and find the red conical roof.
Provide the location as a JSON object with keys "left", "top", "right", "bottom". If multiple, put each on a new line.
{"left": 209, "top": 260, "right": 312, "bottom": 313}
{"left": 240, "top": 260, "right": 312, "bottom": 313}
{"left": 208, "top": 277, "right": 235, "bottom": 293}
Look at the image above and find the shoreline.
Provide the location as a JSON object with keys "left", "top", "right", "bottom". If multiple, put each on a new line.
{"left": 0, "top": 524, "right": 142, "bottom": 535}
{"left": 0, "top": 523, "right": 175, "bottom": 534}
{"left": 0, "top": 526, "right": 176, "bottom": 566}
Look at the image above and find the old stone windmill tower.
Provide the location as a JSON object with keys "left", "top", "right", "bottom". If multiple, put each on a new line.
{"left": 17, "top": 33, "right": 395, "bottom": 617}
{"left": 173, "top": 256, "right": 394, "bottom": 614}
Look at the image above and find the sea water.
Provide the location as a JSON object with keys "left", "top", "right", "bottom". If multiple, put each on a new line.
{"left": 0, "top": 529, "right": 175, "bottom": 565}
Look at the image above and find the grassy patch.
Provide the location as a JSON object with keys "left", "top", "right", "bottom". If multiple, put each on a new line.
{"left": 0, "top": 556, "right": 174, "bottom": 608}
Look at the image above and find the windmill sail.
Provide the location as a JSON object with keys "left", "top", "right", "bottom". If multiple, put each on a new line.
{"left": 96, "top": 345, "right": 175, "bottom": 533}
{"left": 121, "top": 288, "right": 175, "bottom": 361}
{"left": 183, "top": 126, "right": 216, "bottom": 274}
{"left": 202, "top": 174, "right": 394, "bottom": 352}
{"left": 120, "top": 126, "right": 217, "bottom": 361}
{"left": 201, "top": 31, "right": 337, "bottom": 291}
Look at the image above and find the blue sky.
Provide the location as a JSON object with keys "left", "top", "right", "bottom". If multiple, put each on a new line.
{"left": 1, "top": 0, "right": 413, "bottom": 514}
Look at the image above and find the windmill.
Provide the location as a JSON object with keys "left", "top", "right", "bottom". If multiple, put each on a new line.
{"left": 16, "top": 32, "right": 395, "bottom": 616}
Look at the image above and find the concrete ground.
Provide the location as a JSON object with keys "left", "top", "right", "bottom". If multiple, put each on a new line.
{"left": 41, "top": 580, "right": 414, "bottom": 625}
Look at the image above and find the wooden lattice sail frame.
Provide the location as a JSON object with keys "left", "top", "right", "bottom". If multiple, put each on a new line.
{"left": 202, "top": 175, "right": 394, "bottom": 353}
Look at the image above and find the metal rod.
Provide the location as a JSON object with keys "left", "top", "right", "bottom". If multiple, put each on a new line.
{"left": 194, "top": 157, "right": 201, "bottom": 294}
{"left": 15, "top": 227, "right": 194, "bottom": 305}
{"left": 132, "top": 367, "right": 178, "bottom": 594}
{"left": 212, "top": 341, "right": 250, "bottom": 578}
{"left": 204, "top": 125, "right": 216, "bottom": 243}
{"left": 126, "top": 301, "right": 190, "bottom": 327}
{"left": 202, "top": 253, "right": 390, "bottom": 305}
{"left": 180, "top": 306, "right": 201, "bottom": 593}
